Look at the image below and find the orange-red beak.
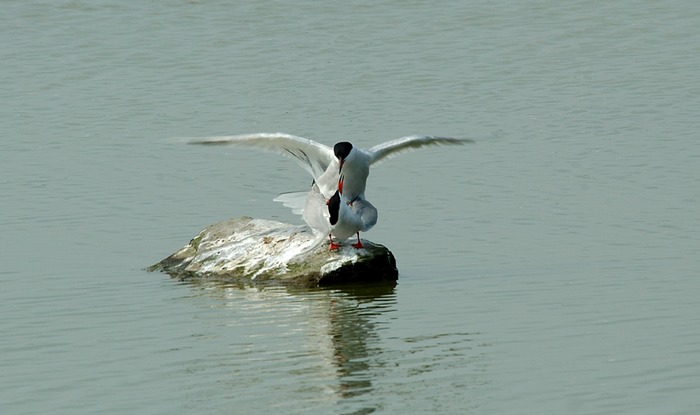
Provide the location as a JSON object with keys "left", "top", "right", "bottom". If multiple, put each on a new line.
{"left": 338, "top": 176, "right": 344, "bottom": 195}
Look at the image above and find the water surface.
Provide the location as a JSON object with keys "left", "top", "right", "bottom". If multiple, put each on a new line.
{"left": 2, "top": 1, "right": 699, "bottom": 413}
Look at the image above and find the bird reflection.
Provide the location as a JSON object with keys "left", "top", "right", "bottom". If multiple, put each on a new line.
{"left": 323, "top": 282, "right": 397, "bottom": 399}
{"left": 284, "top": 281, "right": 396, "bottom": 402}
{"left": 183, "top": 279, "right": 397, "bottom": 410}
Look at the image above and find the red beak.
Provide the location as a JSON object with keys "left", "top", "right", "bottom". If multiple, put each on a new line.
{"left": 338, "top": 158, "right": 344, "bottom": 175}
{"left": 338, "top": 176, "right": 344, "bottom": 195}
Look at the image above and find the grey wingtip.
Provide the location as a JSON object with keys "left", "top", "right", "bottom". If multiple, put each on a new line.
{"left": 433, "top": 137, "right": 476, "bottom": 145}
{"left": 187, "top": 139, "right": 231, "bottom": 146}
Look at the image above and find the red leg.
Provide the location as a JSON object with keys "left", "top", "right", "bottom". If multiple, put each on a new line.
{"left": 351, "top": 232, "right": 364, "bottom": 249}
{"left": 329, "top": 234, "right": 341, "bottom": 251}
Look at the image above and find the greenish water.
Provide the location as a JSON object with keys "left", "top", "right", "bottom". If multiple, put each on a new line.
{"left": 2, "top": 1, "right": 699, "bottom": 413}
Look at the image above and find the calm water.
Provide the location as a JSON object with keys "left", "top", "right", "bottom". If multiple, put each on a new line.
{"left": 2, "top": 1, "right": 700, "bottom": 413}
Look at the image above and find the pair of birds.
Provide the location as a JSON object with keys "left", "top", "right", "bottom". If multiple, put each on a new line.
{"left": 190, "top": 133, "right": 470, "bottom": 250}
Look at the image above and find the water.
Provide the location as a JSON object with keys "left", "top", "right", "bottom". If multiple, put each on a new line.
{"left": 2, "top": 0, "right": 699, "bottom": 413}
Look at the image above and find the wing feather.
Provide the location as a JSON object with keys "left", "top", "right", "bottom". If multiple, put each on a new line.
{"left": 367, "top": 135, "right": 473, "bottom": 165}
{"left": 189, "top": 133, "right": 334, "bottom": 180}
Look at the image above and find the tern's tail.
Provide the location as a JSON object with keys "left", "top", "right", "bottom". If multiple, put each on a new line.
{"left": 273, "top": 191, "right": 308, "bottom": 215}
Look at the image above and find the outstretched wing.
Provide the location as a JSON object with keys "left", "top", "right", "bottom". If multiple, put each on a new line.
{"left": 189, "top": 133, "right": 334, "bottom": 180}
{"left": 367, "top": 135, "right": 473, "bottom": 165}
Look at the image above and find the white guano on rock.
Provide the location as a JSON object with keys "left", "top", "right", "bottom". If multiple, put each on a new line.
{"left": 150, "top": 217, "right": 398, "bottom": 287}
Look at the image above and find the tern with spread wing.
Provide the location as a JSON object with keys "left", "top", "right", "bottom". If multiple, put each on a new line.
{"left": 189, "top": 132, "right": 471, "bottom": 249}
{"left": 189, "top": 132, "right": 471, "bottom": 201}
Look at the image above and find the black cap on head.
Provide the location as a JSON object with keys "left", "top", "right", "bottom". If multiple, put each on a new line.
{"left": 333, "top": 142, "right": 353, "bottom": 160}
{"left": 328, "top": 190, "right": 341, "bottom": 225}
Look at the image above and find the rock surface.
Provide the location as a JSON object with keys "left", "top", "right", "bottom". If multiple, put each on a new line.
{"left": 149, "top": 216, "right": 398, "bottom": 287}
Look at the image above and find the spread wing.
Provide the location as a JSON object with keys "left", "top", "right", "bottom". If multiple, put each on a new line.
{"left": 367, "top": 135, "right": 473, "bottom": 165}
{"left": 189, "top": 133, "right": 334, "bottom": 180}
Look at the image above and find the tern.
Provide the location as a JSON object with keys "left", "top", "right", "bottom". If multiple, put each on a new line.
{"left": 189, "top": 132, "right": 471, "bottom": 249}
{"left": 302, "top": 182, "right": 377, "bottom": 250}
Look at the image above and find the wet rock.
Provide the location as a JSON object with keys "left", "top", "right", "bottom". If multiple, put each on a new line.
{"left": 149, "top": 216, "right": 398, "bottom": 287}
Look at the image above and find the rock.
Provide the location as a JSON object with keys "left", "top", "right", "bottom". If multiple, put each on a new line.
{"left": 149, "top": 216, "right": 398, "bottom": 287}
